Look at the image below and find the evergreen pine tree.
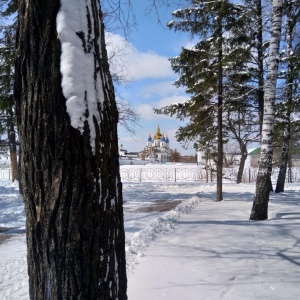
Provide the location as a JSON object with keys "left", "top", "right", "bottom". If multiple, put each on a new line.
{"left": 0, "top": 1, "right": 18, "bottom": 180}
{"left": 155, "top": 0, "right": 253, "bottom": 197}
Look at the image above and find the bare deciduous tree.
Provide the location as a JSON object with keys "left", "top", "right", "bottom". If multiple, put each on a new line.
{"left": 250, "top": 0, "right": 283, "bottom": 220}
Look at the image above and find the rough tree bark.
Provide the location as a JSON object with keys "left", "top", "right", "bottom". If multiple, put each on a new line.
{"left": 14, "top": 1, "right": 127, "bottom": 299}
{"left": 250, "top": 0, "right": 283, "bottom": 220}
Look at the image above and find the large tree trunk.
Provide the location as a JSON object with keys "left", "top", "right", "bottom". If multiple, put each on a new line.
{"left": 14, "top": 1, "right": 127, "bottom": 299}
{"left": 250, "top": 0, "right": 283, "bottom": 221}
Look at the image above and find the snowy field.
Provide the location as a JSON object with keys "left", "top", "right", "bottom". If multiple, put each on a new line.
{"left": 0, "top": 165, "right": 300, "bottom": 299}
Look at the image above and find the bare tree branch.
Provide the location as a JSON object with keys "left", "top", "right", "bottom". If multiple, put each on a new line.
{"left": 101, "top": 0, "right": 137, "bottom": 39}
{"left": 117, "top": 96, "right": 140, "bottom": 135}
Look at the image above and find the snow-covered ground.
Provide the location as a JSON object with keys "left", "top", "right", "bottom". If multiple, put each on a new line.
{"left": 0, "top": 167, "right": 300, "bottom": 299}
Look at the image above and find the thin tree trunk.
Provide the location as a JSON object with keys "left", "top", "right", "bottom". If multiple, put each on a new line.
{"left": 237, "top": 143, "right": 247, "bottom": 184}
{"left": 14, "top": 1, "right": 127, "bottom": 299}
{"left": 7, "top": 105, "right": 18, "bottom": 182}
{"left": 288, "top": 155, "right": 292, "bottom": 183}
{"left": 250, "top": 0, "right": 283, "bottom": 220}
{"left": 275, "top": 1, "right": 293, "bottom": 193}
{"left": 256, "top": 0, "right": 264, "bottom": 136}
{"left": 216, "top": 8, "right": 223, "bottom": 202}
{"left": 275, "top": 132, "right": 290, "bottom": 192}
{"left": 205, "top": 147, "right": 209, "bottom": 183}
{"left": 3, "top": 33, "right": 18, "bottom": 182}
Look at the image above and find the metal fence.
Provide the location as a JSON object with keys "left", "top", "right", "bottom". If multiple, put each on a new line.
{"left": 223, "top": 167, "right": 300, "bottom": 183}
{"left": 120, "top": 167, "right": 300, "bottom": 183}
{"left": 0, "top": 167, "right": 11, "bottom": 180}
{"left": 1, "top": 165, "right": 299, "bottom": 183}
{"left": 120, "top": 167, "right": 205, "bottom": 182}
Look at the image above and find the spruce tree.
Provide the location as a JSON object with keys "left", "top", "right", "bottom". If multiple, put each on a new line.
{"left": 0, "top": 2, "right": 18, "bottom": 181}
{"left": 155, "top": 0, "right": 252, "bottom": 199}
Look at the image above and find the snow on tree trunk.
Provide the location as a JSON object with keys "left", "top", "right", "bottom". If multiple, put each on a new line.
{"left": 14, "top": 0, "right": 127, "bottom": 299}
{"left": 250, "top": 0, "right": 283, "bottom": 220}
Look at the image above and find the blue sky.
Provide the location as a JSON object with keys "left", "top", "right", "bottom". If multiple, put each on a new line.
{"left": 106, "top": 1, "right": 197, "bottom": 156}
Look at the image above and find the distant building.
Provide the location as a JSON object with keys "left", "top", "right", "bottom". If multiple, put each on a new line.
{"left": 119, "top": 144, "right": 139, "bottom": 158}
{"left": 119, "top": 125, "right": 171, "bottom": 164}
{"left": 248, "top": 147, "right": 300, "bottom": 168}
{"left": 144, "top": 125, "right": 170, "bottom": 163}
{"left": 196, "top": 147, "right": 300, "bottom": 168}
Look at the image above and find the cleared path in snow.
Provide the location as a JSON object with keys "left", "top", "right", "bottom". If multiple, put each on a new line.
{"left": 128, "top": 185, "right": 300, "bottom": 300}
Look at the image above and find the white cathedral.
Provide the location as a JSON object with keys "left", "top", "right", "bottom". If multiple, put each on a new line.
{"left": 119, "top": 125, "right": 171, "bottom": 164}
{"left": 145, "top": 125, "right": 170, "bottom": 163}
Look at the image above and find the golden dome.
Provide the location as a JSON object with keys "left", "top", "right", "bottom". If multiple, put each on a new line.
{"left": 153, "top": 124, "right": 162, "bottom": 140}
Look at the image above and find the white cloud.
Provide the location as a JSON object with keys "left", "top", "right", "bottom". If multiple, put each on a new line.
{"left": 135, "top": 95, "right": 187, "bottom": 121}
{"left": 129, "top": 51, "right": 173, "bottom": 80}
{"left": 106, "top": 33, "right": 174, "bottom": 81}
{"left": 157, "top": 95, "right": 188, "bottom": 108}
{"left": 139, "top": 81, "right": 179, "bottom": 98}
{"left": 135, "top": 95, "right": 188, "bottom": 121}
{"left": 135, "top": 104, "right": 160, "bottom": 120}
{"left": 108, "top": 33, "right": 196, "bottom": 155}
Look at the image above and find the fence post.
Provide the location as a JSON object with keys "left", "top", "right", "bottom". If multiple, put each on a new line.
{"left": 139, "top": 168, "right": 142, "bottom": 182}
{"left": 249, "top": 168, "right": 251, "bottom": 183}
{"left": 174, "top": 168, "right": 176, "bottom": 182}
